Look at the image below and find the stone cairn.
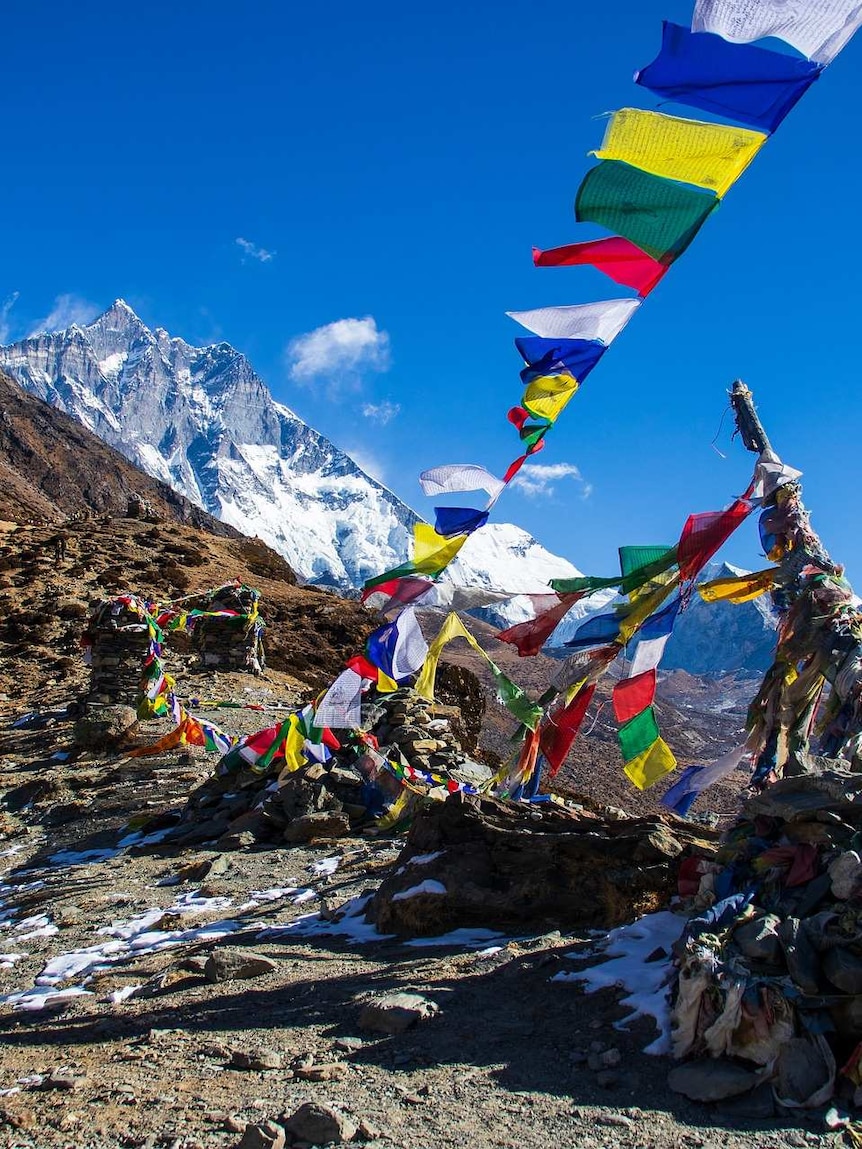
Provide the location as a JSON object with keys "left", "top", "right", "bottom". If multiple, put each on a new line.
{"left": 189, "top": 583, "right": 265, "bottom": 674}
{"left": 81, "top": 598, "right": 151, "bottom": 707}
{"left": 175, "top": 684, "right": 491, "bottom": 850}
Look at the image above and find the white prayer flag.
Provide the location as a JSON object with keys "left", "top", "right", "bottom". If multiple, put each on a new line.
{"left": 752, "top": 449, "right": 802, "bottom": 501}
{"left": 314, "top": 668, "right": 363, "bottom": 729}
{"left": 629, "top": 633, "right": 672, "bottom": 678}
{"left": 424, "top": 584, "right": 514, "bottom": 611}
{"left": 388, "top": 606, "right": 429, "bottom": 680}
{"left": 419, "top": 464, "right": 505, "bottom": 501}
{"left": 506, "top": 299, "right": 640, "bottom": 344}
{"left": 692, "top": 0, "right": 862, "bottom": 64}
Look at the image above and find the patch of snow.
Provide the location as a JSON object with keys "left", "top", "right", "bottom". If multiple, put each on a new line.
{"left": 406, "top": 851, "right": 444, "bottom": 866}
{"left": 310, "top": 856, "right": 340, "bottom": 876}
{"left": 391, "top": 880, "right": 447, "bottom": 902}
{"left": 551, "top": 911, "right": 685, "bottom": 1055}
{"left": 260, "top": 895, "right": 394, "bottom": 945}
{"left": 403, "top": 928, "right": 507, "bottom": 949}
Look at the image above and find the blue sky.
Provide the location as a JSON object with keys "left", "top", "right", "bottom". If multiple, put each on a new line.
{"left": 2, "top": 1, "right": 860, "bottom": 580}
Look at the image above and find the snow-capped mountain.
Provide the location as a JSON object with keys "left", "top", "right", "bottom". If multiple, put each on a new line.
{"left": 0, "top": 301, "right": 578, "bottom": 600}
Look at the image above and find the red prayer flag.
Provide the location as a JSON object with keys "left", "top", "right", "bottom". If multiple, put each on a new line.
{"left": 507, "top": 406, "right": 530, "bottom": 431}
{"left": 345, "top": 654, "right": 382, "bottom": 681}
{"left": 503, "top": 454, "right": 528, "bottom": 484}
{"left": 678, "top": 499, "right": 752, "bottom": 582}
{"left": 612, "top": 669, "right": 657, "bottom": 724}
{"left": 532, "top": 237, "right": 669, "bottom": 297}
{"left": 497, "top": 593, "right": 583, "bottom": 658}
{"left": 541, "top": 684, "right": 597, "bottom": 776}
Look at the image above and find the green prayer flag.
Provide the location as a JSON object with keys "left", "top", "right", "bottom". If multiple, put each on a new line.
{"left": 575, "top": 160, "right": 718, "bottom": 262}
{"left": 488, "top": 659, "right": 543, "bottom": 730}
{"left": 618, "top": 706, "right": 660, "bottom": 762}
{"left": 550, "top": 547, "right": 678, "bottom": 598}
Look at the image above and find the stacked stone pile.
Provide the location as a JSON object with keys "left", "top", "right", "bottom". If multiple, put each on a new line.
{"left": 667, "top": 761, "right": 862, "bottom": 1108}
{"left": 175, "top": 686, "right": 493, "bottom": 850}
{"left": 82, "top": 599, "right": 151, "bottom": 707}
{"left": 190, "top": 583, "right": 265, "bottom": 674}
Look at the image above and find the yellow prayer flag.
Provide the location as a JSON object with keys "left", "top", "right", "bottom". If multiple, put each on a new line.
{"left": 415, "top": 612, "right": 485, "bottom": 701}
{"left": 523, "top": 374, "right": 579, "bottom": 422}
{"left": 282, "top": 713, "right": 307, "bottom": 773}
{"left": 698, "top": 568, "right": 776, "bottom": 604}
{"left": 594, "top": 108, "right": 767, "bottom": 198}
{"left": 623, "top": 737, "right": 677, "bottom": 790}
{"left": 413, "top": 523, "right": 469, "bottom": 574}
{"left": 376, "top": 669, "right": 399, "bottom": 693}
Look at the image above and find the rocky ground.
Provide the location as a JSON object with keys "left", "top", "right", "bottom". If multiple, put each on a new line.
{"left": 0, "top": 696, "right": 848, "bottom": 1149}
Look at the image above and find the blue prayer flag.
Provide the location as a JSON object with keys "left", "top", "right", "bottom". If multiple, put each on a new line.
{"left": 565, "top": 611, "right": 622, "bottom": 649}
{"left": 433, "top": 506, "right": 489, "bottom": 538}
{"left": 515, "top": 337, "right": 606, "bottom": 387}
{"left": 636, "top": 22, "right": 822, "bottom": 135}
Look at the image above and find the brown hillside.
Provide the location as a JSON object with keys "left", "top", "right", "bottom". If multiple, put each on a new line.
{"left": 0, "top": 368, "right": 240, "bottom": 536}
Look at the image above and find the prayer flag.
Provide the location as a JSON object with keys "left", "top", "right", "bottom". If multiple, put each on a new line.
{"left": 365, "top": 605, "right": 429, "bottom": 682}
{"left": 413, "top": 522, "right": 469, "bottom": 574}
{"left": 636, "top": 22, "right": 822, "bottom": 134}
{"left": 361, "top": 576, "right": 435, "bottom": 612}
{"left": 576, "top": 160, "right": 718, "bottom": 263}
{"left": 507, "top": 299, "right": 640, "bottom": 344}
{"left": 541, "top": 683, "right": 597, "bottom": 775}
{"left": 516, "top": 336, "right": 606, "bottom": 386}
{"left": 522, "top": 374, "right": 579, "bottom": 422}
{"left": 533, "top": 237, "right": 668, "bottom": 296}
{"left": 628, "top": 597, "right": 681, "bottom": 676}
{"left": 698, "top": 568, "right": 776, "bottom": 604}
{"left": 594, "top": 108, "right": 766, "bottom": 198}
{"left": 692, "top": 0, "right": 862, "bottom": 64}
{"left": 624, "top": 737, "right": 677, "bottom": 790}
{"left": 315, "top": 668, "right": 364, "bottom": 730}
{"left": 612, "top": 669, "right": 657, "bottom": 724}
{"left": 565, "top": 611, "right": 623, "bottom": 650}
{"left": 497, "top": 593, "right": 582, "bottom": 657}
{"left": 618, "top": 706, "right": 660, "bottom": 761}
{"left": 419, "top": 463, "right": 506, "bottom": 501}
{"left": 678, "top": 498, "right": 752, "bottom": 582}
{"left": 421, "top": 584, "right": 514, "bottom": 611}
{"left": 752, "top": 449, "right": 802, "bottom": 500}
{"left": 434, "top": 506, "right": 489, "bottom": 537}
{"left": 661, "top": 744, "right": 747, "bottom": 814}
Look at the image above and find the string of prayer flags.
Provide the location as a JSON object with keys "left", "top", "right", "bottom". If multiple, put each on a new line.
{"left": 532, "top": 238, "right": 668, "bottom": 297}
{"left": 496, "top": 592, "right": 583, "bottom": 657}
{"left": 365, "top": 605, "right": 429, "bottom": 683}
{"left": 551, "top": 545, "right": 678, "bottom": 598}
{"left": 565, "top": 610, "right": 625, "bottom": 650}
{"left": 661, "top": 744, "right": 748, "bottom": 816}
{"left": 416, "top": 612, "right": 543, "bottom": 729}
{"left": 433, "top": 506, "right": 489, "bottom": 538}
{"left": 593, "top": 108, "right": 767, "bottom": 199}
{"left": 635, "top": 22, "right": 822, "bottom": 134}
{"left": 419, "top": 463, "right": 506, "bottom": 502}
{"left": 698, "top": 567, "right": 776, "bottom": 604}
{"left": 507, "top": 299, "right": 641, "bottom": 343}
{"left": 361, "top": 576, "right": 435, "bottom": 612}
{"left": 677, "top": 498, "right": 752, "bottom": 582}
{"left": 540, "top": 682, "right": 597, "bottom": 775}
{"left": 575, "top": 160, "right": 719, "bottom": 263}
{"left": 692, "top": 0, "right": 862, "bottom": 65}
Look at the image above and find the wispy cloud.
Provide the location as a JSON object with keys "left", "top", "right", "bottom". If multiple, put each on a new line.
{"left": 346, "top": 444, "right": 387, "bottom": 484}
{"left": 362, "top": 400, "right": 400, "bottom": 425}
{"left": 0, "top": 292, "right": 20, "bottom": 344}
{"left": 287, "top": 316, "right": 391, "bottom": 393}
{"left": 235, "top": 237, "right": 275, "bottom": 263}
{"left": 511, "top": 462, "right": 592, "bottom": 500}
{"left": 28, "top": 293, "right": 100, "bottom": 336}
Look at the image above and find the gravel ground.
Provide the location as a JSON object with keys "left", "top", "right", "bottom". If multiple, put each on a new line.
{"left": 0, "top": 705, "right": 847, "bottom": 1149}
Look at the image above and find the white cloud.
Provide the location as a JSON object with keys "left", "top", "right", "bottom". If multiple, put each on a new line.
{"left": 29, "top": 293, "right": 100, "bottom": 336}
{"left": 0, "top": 292, "right": 19, "bottom": 344}
{"left": 236, "top": 237, "right": 275, "bottom": 263}
{"left": 511, "top": 462, "right": 592, "bottom": 500}
{"left": 362, "top": 400, "right": 400, "bottom": 425}
{"left": 287, "top": 316, "right": 391, "bottom": 392}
